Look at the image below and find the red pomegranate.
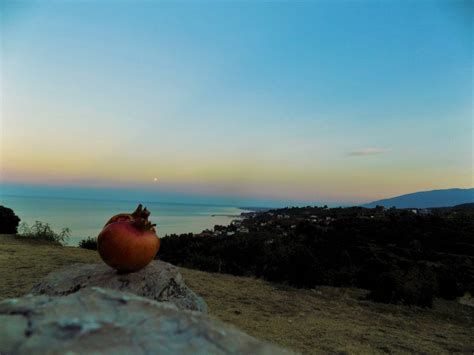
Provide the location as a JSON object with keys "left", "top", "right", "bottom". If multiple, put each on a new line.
{"left": 98, "top": 204, "right": 160, "bottom": 272}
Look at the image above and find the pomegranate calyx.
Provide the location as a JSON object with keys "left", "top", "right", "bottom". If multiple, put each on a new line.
{"left": 131, "top": 204, "right": 156, "bottom": 232}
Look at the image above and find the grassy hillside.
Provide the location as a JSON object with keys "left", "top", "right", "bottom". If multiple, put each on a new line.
{"left": 160, "top": 205, "right": 474, "bottom": 308}
{"left": 1, "top": 234, "right": 473, "bottom": 354}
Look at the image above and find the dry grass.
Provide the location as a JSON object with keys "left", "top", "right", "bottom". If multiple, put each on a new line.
{"left": 0, "top": 234, "right": 100, "bottom": 299}
{"left": 1, "top": 234, "right": 473, "bottom": 354}
{"left": 180, "top": 269, "right": 474, "bottom": 354}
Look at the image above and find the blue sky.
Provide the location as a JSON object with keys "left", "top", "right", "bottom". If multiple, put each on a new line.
{"left": 1, "top": 0, "right": 472, "bottom": 205}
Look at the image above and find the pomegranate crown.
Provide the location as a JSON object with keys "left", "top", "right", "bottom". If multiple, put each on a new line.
{"left": 131, "top": 204, "right": 156, "bottom": 232}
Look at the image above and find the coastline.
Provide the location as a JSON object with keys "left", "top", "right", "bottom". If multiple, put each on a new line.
{"left": 1, "top": 195, "right": 246, "bottom": 246}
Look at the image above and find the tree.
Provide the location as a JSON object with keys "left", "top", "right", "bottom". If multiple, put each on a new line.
{"left": 0, "top": 206, "right": 21, "bottom": 234}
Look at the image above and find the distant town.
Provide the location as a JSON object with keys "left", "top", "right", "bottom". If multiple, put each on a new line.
{"left": 198, "top": 205, "right": 438, "bottom": 238}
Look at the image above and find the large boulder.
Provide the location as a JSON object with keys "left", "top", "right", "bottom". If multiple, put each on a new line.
{"left": 0, "top": 287, "right": 290, "bottom": 354}
{"left": 30, "top": 261, "right": 207, "bottom": 313}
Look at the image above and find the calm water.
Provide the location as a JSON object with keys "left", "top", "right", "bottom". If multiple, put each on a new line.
{"left": 1, "top": 195, "right": 248, "bottom": 246}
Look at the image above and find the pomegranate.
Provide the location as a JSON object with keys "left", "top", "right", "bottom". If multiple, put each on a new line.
{"left": 98, "top": 204, "right": 160, "bottom": 272}
{"left": 103, "top": 212, "right": 133, "bottom": 226}
{"left": 103, "top": 204, "right": 153, "bottom": 226}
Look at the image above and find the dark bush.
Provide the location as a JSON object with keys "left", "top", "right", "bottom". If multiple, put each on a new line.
{"left": 369, "top": 265, "right": 438, "bottom": 307}
{"left": 0, "top": 206, "right": 21, "bottom": 234}
{"left": 399, "top": 266, "right": 438, "bottom": 307}
{"left": 79, "top": 236, "right": 98, "bottom": 250}
{"left": 437, "top": 271, "right": 463, "bottom": 300}
{"left": 368, "top": 270, "right": 402, "bottom": 304}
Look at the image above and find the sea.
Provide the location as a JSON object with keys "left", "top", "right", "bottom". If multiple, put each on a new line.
{"left": 1, "top": 195, "right": 249, "bottom": 246}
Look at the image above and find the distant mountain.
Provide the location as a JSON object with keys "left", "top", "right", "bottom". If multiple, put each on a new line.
{"left": 363, "top": 188, "right": 474, "bottom": 209}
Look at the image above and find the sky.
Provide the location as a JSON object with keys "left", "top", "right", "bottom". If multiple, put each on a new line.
{"left": 0, "top": 0, "right": 472, "bottom": 206}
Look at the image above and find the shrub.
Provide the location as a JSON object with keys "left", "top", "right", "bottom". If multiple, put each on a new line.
{"left": 79, "top": 236, "right": 98, "bottom": 250}
{"left": 18, "top": 221, "right": 70, "bottom": 245}
{"left": 399, "top": 266, "right": 438, "bottom": 307}
{"left": 0, "top": 206, "right": 21, "bottom": 234}
{"left": 368, "top": 265, "right": 438, "bottom": 307}
{"left": 368, "top": 270, "right": 402, "bottom": 304}
{"left": 437, "top": 270, "right": 464, "bottom": 300}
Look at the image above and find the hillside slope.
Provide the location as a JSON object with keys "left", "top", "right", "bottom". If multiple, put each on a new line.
{"left": 1, "top": 235, "right": 473, "bottom": 354}
{"left": 363, "top": 188, "right": 474, "bottom": 208}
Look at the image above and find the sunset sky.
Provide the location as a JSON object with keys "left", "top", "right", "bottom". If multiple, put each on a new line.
{"left": 1, "top": 1, "right": 472, "bottom": 205}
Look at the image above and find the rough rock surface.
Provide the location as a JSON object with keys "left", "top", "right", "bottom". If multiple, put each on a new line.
{"left": 0, "top": 287, "right": 291, "bottom": 354}
{"left": 31, "top": 261, "right": 207, "bottom": 313}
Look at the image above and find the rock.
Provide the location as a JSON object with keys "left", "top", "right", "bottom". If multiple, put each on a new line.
{"left": 0, "top": 288, "right": 291, "bottom": 354}
{"left": 31, "top": 261, "right": 207, "bottom": 313}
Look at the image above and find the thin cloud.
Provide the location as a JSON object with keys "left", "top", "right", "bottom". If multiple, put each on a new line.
{"left": 348, "top": 148, "right": 389, "bottom": 156}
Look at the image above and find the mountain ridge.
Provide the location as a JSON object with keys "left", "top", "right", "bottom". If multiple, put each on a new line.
{"left": 363, "top": 188, "right": 474, "bottom": 208}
